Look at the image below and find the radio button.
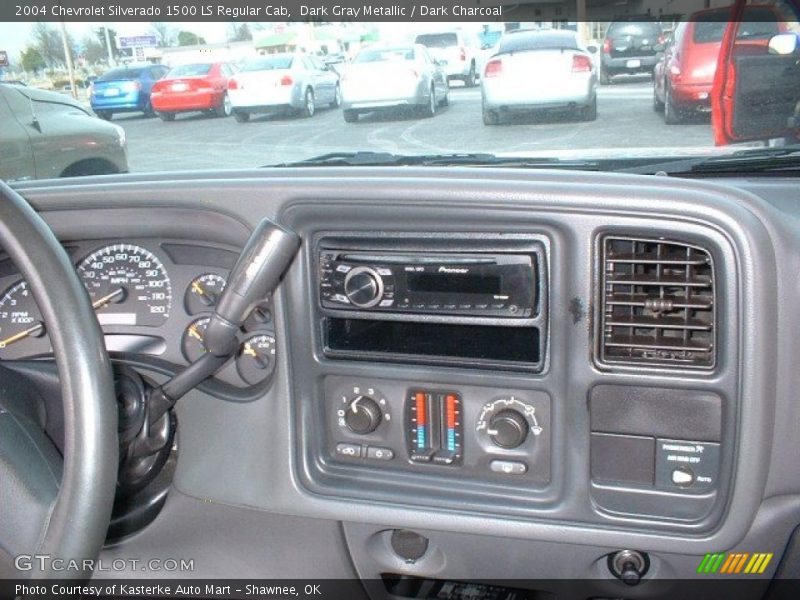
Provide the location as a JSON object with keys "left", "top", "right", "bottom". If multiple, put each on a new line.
{"left": 444, "top": 304, "right": 456, "bottom": 310}
{"left": 379, "top": 299, "right": 394, "bottom": 307}
{"left": 475, "top": 304, "right": 488, "bottom": 309}
{"left": 491, "top": 303, "right": 505, "bottom": 309}
{"left": 428, "top": 304, "right": 440, "bottom": 309}
{"left": 413, "top": 303, "right": 426, "bottom": 309}
{"left": 336, "top": 264, "right": 353, "bottom": 273}
{"left": 376, "top": 267, "right": 393, "bottom": 276}
{"left": 458, "top": 304, "right": 472, "bottom": 309}
{"left": 490, "top": 460, "right": 528, "bottom": 475}
{"left": 332, "top": 294, "right": 351, "bottom": 304}
{"left": 344, "top": 267, "right": 384, "bottom": 308}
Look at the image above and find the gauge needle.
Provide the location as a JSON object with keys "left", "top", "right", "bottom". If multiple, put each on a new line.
{"left": 192, "top": 281, "right": 216, "bottom": 304}
{"left": 188, "top": 324, "right": 204, "bottom": 342}
{"left": 92, "top": 287, "right": 124, "bottom": 311}
{"left": 0, "top": 322, "right": 44, "bottom": 348}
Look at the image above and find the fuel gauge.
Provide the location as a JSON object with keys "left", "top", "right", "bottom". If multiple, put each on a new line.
{"left": 181, "top": 316, "right": 210, "bottom": 363}
{"left": 236, "top": 334, "right": 277, "bottom": 385}
{"left": 185, "top": 273, "right": 226, "bottom": 314}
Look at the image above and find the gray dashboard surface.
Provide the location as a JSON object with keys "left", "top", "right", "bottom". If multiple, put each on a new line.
{"left": 10, "top": 168, "right": 800, "bottom": 584}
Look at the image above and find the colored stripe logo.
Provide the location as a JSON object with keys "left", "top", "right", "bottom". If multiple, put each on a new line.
{"left": 697, "top": 552, "right": 773, "bottom": 574}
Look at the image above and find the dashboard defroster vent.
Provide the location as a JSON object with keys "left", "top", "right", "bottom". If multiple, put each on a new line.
{"left": 600, "top": 237, "right": 715, "bottom": 369}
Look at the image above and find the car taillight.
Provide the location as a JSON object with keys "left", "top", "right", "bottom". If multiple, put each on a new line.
{"left": 228, "top": 78, "right": 239, "bottom": 90}
{"left": 280, "top": 75, "right": 293, "bottom": 86}
{"left": 459, "top": 47, "right": 466, "bottom": 62}
{"left": 572, "top": 55, "right": 592, "bottom": 72}
{"left": 603, "top": 39, "right": 611, "bottom": 54}
{"left": 484, "top": 59, "right": 502, "bottom": 78}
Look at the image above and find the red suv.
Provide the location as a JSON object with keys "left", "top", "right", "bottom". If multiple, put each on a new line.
{"left": 653, "top": 5, "right": 786, "bottom": 124}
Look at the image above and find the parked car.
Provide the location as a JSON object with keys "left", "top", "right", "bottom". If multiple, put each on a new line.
{"left": 414, "top": 30, "right": 481, "bottom": 86}
{"left": 150, "top": 62, "right": 236, "bottom": 121}
{"left": 481, "top": 29, "right": 598, "bottom": 125}
{"left": 89, "top": 63, "right": 169, "bottom": 120}
{"left": 0, "top": 83, "right": 127, "bottom": 182}
{"left": 600, "top": 20, "right": 665, "bottom": 84}
{"left": 653, "top": 5, "right": 786, "bottom": 124}
{"left": 340, "top": 44, "right": 449, "bottom": 123}
{"left": 227, "top": 53, "right": 340, "bottom": 123}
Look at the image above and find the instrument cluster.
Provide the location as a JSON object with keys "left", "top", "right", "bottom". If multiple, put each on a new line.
{"left": 0, "top": 239, "right": 277, "bottom": 390}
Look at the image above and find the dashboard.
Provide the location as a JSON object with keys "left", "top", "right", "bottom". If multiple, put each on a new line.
{"left": 7, "top": 169, "right": 800, "bottom": 596}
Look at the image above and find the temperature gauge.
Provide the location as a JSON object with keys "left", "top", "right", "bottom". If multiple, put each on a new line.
{"left": 236, "top": 334, "right": 277, "bottom": 385}
{"left": 181, "top": 317, "right": 210, "bottom": 363}
{"left": 185, "top": 273, "right": 226, "bottom": 314}
{"left": 406, "top": 390, "right": 463, "bottom": 465}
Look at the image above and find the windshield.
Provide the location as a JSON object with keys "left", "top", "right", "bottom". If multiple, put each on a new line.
{"left": 166, "top": 63, "right": 212, "bottom": 78}
{"left": 0, "top": 0, "right": 798, "bottom": 181}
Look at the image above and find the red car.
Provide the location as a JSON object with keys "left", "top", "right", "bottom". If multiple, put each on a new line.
{"left": 653, "top": 5, "right": 786, "bottom": 124}
{"left": 150, "top": 62, "right": 236, "bottom": 121}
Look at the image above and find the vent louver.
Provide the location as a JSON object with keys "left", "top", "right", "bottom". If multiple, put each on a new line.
{"left": 600, "top": 237, "right": 715, "bottom": 369}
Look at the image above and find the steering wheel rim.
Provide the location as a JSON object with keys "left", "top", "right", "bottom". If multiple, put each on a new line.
{"left": 0, "top": 181, "right": 117, "bottom": 578}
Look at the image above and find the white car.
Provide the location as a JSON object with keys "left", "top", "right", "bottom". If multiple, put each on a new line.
{"left": 227, "top": 53, "right": 341, "bottom": 123}
{"left": 340, "top": 44, "right": 450, "bottom": 123}
{"left": 414, "top": 30, "right": 482, "bottom": 87}
{"left": 481, "top": 29, "right": 598, "bottom": 125}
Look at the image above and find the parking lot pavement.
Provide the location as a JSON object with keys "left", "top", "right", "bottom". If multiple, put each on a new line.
{"left": 114, "top": 77, "right": 715, "bottom": 173}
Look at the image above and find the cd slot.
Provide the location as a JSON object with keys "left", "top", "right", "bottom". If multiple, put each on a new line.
{"left": 323, "top": 317, "right": 541, "bottom": 371}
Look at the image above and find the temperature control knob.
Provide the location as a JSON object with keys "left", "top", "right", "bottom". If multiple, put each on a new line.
{"left": 345, "top": 396, "right": 383, "bottom": 434}
{"left": 489, "top": 409, "right": 529, "bottom": 449}
{"left": 344, "top": 267, "right": 383, "bottom": 308}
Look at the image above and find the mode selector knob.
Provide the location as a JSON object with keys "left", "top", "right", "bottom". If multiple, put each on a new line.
{"left": 344, "top": 267, "right": 384, "bottom": 308}
{"left": 345, "top": 396, "right": 383, "bottom": 435}
{"left": 489, "top": 409, "right": 529, "bottom": 449}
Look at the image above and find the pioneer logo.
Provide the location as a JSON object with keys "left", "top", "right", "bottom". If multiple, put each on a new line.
{"left": 438, "top": 266, "right": 469, "bottom": 273}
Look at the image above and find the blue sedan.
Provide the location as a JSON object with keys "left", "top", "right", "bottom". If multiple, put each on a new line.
{"left": 90, "top": 63, "right": 169, "bottom": 120}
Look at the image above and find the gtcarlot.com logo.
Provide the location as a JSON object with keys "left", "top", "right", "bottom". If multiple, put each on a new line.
{"left": 697, "top": 552, "right": 773, "bottom": 575}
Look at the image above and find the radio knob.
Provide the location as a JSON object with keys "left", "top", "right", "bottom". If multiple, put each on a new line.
{"left": 489, "top": 409, "right": 529, "bottom": 449}
{"left": 345, "top": 396, "right": 383, "bottom": 435}
{"left": 344, "top": 267, "right": 384, "bottom": 308}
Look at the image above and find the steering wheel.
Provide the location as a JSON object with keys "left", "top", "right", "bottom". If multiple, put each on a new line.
{"left": 0, "top": 182, "right": 118, "bottom": 578}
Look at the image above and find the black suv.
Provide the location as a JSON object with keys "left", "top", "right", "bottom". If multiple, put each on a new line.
{"left": 600, "top": 19, "right": 664, "bottom": 84}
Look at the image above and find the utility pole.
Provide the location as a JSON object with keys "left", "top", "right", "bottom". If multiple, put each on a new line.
{"left": 104, "top": 26, "right": 116, "bottom": 66}
{"left": 58, "top": 20, "right": 77, "bottom": 100}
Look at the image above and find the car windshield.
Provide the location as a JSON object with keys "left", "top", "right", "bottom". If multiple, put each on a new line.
{"left": 352, "top": 47, "right": 415, "bottom": 63}
{"left": 97, "top": 67, "right": 143, "bottom": 81}
{"left": 0, "top": 1, "right": 798, "bottom": 180}
{"left": 415, "top": 33, "right": 459, "bottom": 48}
{"left": 166, "top": 64, "right": 212, "bottom": 77}
{"left": 241, "top": 56, "right": 293, "bottom": 71}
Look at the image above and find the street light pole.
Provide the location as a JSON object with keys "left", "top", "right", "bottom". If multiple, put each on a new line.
{"left": 104, "top": 26, "right": 116, "bottom": 66}
{"left": 58, "top": 19, "right": 77, "bottom": 99}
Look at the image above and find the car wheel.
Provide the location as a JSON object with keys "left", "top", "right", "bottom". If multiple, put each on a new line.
{"left": 96, "top": 110, "right": 113, "bottom": 121}
{"left": 331, "top": 84, "right": 342, "bottom": 108}
{"left": 599, "top": 68, "right": 612, "bottom": 85}
{"left": 582, "top": 94, "right": 598, "bottom": 121}
{"left": 664, "top": 84, "right": 684, "bottom": 125}
{"left": 157, "top": 111, "right": 176, "bottom": 122}
{"left": 482, "top": 104, "right": 499, "bottom": 126}
{"left": 464, "top": 63, "right": 477, "bottom": 87}
{"left": 302, "top": 88, "right": 315, "bottom": 118}
{"left": 215, "top": 93, "right": 233, "bottom": 117}
{"left": 421, "top": 86, "right": 436, "bottom": 118}
{"left": 233, "top": 110, "right": 250, "bottom": 123}
{"left": 440, "top": 88, "right": 449, "bottom": 107}
{"left": 343, "top": 109, "right": 359, "bottom": 123}
{"left": 653, "top": 81, "right": 665, "bottom": 113}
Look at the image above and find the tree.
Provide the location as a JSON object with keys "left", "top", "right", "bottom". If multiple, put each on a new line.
{"left": 93, "top": 27, "right": 122, "bottom": 60}
{"left": 227, "top": 23, "right": 253, "bottom": 42}
{"left": 30, "top": 22, "right": 74, "bottom": 68}
{"left": 177, "top": 31, "right": 206, "bottom": 46}
{"left": 19, "top": 46, "right": 45, "bottom": 73}
{"left": 81, "top": 35, "right": 106, "bottom": 65}
{"left": 150, "top": 22, "right": 177, "bottom": 47}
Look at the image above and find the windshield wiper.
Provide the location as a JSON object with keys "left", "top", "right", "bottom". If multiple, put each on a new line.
{"left": 269, "top": 151, "right": 600, "bottom": 170}
{"left": 619, "top": 145, "right": 800, "bottom": 176}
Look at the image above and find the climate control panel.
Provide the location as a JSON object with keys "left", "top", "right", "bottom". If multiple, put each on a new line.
{"left": 324, "top": 376, "right": 551, "bottom": 484}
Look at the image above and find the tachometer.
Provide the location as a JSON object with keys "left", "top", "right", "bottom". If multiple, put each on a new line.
{"left": 77, "top": 244, "right": 172, "bottom": 327}
{"left": 0, "top": 281, "right": 45, "bottom": 354}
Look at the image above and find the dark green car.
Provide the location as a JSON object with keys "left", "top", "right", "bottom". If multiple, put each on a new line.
{"left": 0, "top": 83, "right": 128, "bottom": 182}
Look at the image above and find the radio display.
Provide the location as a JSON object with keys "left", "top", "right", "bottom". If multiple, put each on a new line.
{"left": 407, "top": 272, "right": 502, "bottom": 295}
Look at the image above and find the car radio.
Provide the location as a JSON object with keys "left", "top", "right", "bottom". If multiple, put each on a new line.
{"left": 319, "top": 251, "right": 537, "bottom": 317}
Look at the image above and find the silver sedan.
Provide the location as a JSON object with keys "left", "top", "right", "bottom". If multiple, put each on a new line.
{"left": 481, "top": 29, "right": 598, "bottom": 125}
{"left": 340, "top": 44, "right": 450, "bottom": 123}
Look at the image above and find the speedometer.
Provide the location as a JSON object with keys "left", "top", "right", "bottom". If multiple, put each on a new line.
{"left": 77, "top": 244, "right": 172, "bottom": 327}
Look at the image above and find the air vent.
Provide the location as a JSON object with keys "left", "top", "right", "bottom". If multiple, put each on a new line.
{"left": 600, "top": 237, "right": 715, "bottom": 369}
